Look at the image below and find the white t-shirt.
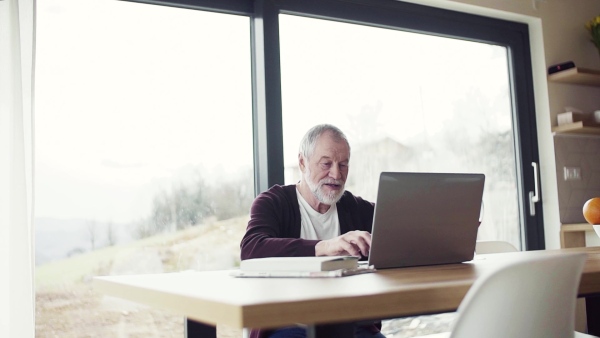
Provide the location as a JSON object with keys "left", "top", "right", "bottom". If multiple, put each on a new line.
{"left": 297, "top": 188, "right": 341, "bottom": 240}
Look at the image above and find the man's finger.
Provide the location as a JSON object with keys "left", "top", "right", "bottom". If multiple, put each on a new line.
{"left": 339, "top": 239, "right": 361, "bottom": 257}
{"left": 348, "top": 233, "right": 371, "bottom": 256}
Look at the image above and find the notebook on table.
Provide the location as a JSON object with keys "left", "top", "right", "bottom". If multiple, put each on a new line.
{"left": 367, "top": 172, "right": 485, "bottom": 269}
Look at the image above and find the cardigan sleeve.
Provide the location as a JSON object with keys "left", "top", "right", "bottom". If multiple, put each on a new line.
{"left": 240, "top": 185, "right": 319, "bottom": 259}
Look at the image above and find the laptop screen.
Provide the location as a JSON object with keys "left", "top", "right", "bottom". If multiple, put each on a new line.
{"left": 367, "top": 172, "right": 485, "bottom": 269}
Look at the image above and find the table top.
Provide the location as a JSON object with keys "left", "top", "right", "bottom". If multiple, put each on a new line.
{"left": 94, "top": 247, "right": 600, "bottom": 329}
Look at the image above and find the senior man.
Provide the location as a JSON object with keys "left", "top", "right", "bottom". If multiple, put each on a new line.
{"left": 240, "top": 124, "right": 384, "bottom": 338}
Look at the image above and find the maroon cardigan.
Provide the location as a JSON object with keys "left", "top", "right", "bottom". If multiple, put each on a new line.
{"left": 240, "top": 184, "right": 377, "bottom": 338}
{"left": 241, "top": 184, "right": 375, "bottom": 259}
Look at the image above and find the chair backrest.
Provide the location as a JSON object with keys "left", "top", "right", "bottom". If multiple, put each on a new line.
{"left": 475, "top": 240, "right": 518, "bottom": 254}
{"left": 449, "top": 252, "right": 587, "bottom": 338}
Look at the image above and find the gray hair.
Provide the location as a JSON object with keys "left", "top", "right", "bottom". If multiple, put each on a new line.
{"left": 299, "top": 124, "right": 350, "bottom": 160}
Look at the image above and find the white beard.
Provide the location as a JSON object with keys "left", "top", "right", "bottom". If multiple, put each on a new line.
{"left": 304, "top": 168, "right": 345, "bottom": 205}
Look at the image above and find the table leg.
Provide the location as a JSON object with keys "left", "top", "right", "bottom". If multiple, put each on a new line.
{"left": 306, "top": 325, "right": 315, "bottom": 338}
{"left": 185, "top": 318, "right": 216, "bottom": 338}
{"left": 586, "top": 295, "right": 600, "bottom": 335}
{"left": 306, "top": 322, "right": 355, "bottom": 338}
{"left": 184, "top": 319, "right": 355, "bottom": 338}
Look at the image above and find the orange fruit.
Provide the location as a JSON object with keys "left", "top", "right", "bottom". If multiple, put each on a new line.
{"left": 583, "top": 197, "right": 600, "bottom": 225}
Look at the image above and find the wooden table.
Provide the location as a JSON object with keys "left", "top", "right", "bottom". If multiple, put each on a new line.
{"left": 94, "top": 247, "right": 600, "bottom": 337}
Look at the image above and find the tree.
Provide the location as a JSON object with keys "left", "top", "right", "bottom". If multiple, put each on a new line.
{"left": 106, "top": 220, "right": 117, "bottom": 246}
{"left": 132, "top": 218, "right": 155, "bottom": 240}
{"left": 86, "top": 219, "right": 98, "bottom": 251}
{"left": 211, "top": 169, "right": 254, "bottom": 221}
{"left": 133, "top": 166, "right": 255, "bottom": 239}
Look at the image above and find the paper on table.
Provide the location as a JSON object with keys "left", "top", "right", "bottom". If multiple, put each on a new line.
{"left": 230, "top": 265, "right": 376, "bottom": 278}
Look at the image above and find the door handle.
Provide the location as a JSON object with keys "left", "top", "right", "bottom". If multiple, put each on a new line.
{"left": 529, "top": 162, "right": 540, "bottom": 216}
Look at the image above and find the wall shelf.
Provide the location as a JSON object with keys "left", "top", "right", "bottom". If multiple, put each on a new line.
{"left": 552, "top": 121, "right": 600, "bottom": 135}
{"left": 548, "top": 67, "right": 600, "bottom": 86}
{"left": 549, "top": 67, "right": 600, "bottom": 135}
{"left": 560, "top": 223, "right": 595, "bottom": 248}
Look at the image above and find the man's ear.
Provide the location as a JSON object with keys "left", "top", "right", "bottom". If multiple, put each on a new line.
{"left": 298, "top": 153, "right": 306, "bottom": 173}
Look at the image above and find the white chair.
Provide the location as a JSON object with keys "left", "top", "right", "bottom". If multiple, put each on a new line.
{"left": 419, "top": 253, "right": 596, "bottom": 338}
{"left": 383, "top": 240, "right": 521, "bottom": 337}
{"left": 475, "top": 240, "right": 518, "bottom": 254}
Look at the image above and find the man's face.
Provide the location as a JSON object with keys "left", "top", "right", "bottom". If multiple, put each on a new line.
{"left": 301, "top": 131, "right": 350, "bottom": 205}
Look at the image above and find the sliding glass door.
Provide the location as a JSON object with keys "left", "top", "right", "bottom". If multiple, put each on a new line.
{"left": 253, "top": 0, "right": 543, "bottom": 251}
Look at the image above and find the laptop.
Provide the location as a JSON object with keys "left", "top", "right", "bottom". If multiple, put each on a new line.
{"left": 367, "top": 172, "right": 485, "bottom": 269}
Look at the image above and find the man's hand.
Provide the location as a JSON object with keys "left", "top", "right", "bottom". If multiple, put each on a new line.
{"left": 315, "top": 230, "right": 372, "bottom": 257}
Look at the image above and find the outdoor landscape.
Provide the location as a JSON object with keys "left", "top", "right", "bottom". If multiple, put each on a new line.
{"left": 35, "top": 215, "right": 248, "bottom": 338}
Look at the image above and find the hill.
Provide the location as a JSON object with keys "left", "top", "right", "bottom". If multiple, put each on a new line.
{"left": 35, "top": 216, "right": 249, "bottom": 338}
{"left": 35, "top": 217, "right": 136, "bottom": 266}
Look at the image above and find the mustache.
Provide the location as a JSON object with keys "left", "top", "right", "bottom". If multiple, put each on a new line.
{"left": 318, "top": 178, "right": 343, "bottom": 186}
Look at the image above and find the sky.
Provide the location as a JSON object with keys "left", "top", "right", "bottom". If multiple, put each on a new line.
{"left": 278, "top": 14, "right": 512, "bottom": 164}
{"left": 35, "top": 0, "right": 253, "bottom": 223}
{"left": 34, "top": 0, "right": 513, "bottom": 225}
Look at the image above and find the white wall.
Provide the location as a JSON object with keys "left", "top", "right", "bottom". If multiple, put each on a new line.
{"left": 401, "top": 0, "right": 600, "bottom": 249}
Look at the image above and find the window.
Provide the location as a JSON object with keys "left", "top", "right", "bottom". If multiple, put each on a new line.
{"left": 280, "top": 14, "right": 520, "bottom": 247}
{"left": 35, "top": 0, "right": 253, "bottom": 336}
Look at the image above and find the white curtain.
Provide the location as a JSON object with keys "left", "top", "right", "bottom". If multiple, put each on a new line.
{"left": 0, "top": 0, "right": 36, "bottom": 337}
